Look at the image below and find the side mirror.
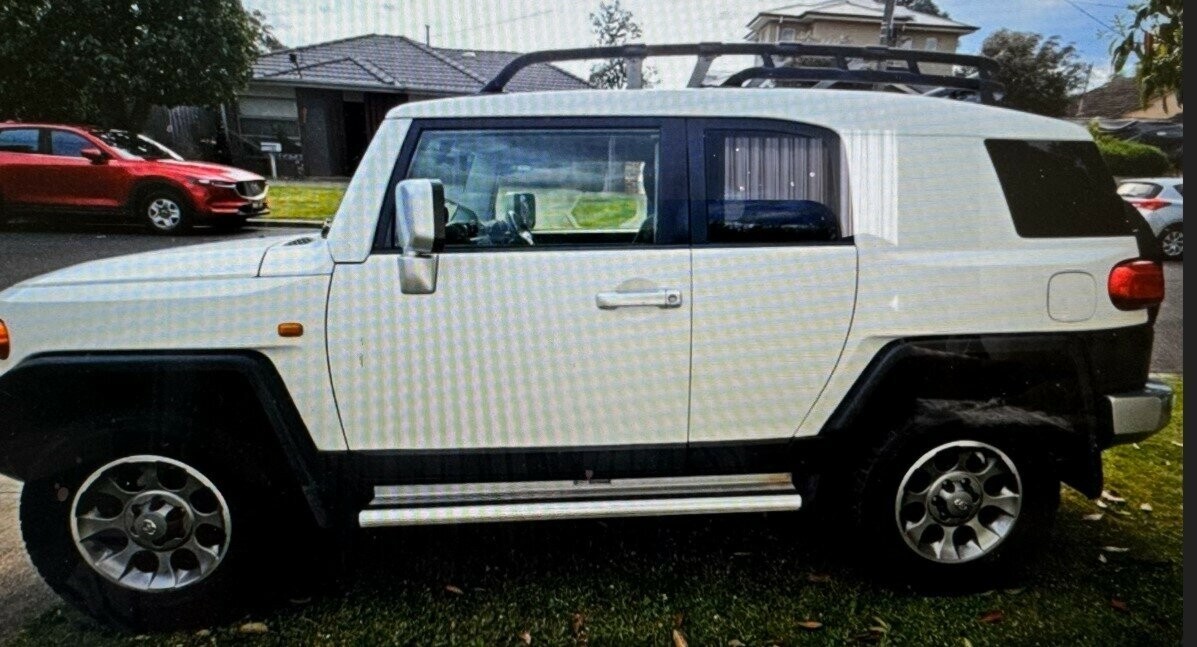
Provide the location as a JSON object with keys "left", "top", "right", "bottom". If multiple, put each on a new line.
{"left": 80, "top": 147, "right": 107, "bottom": 164}
{"left": 393, "top": 179, "right": 445, "bottom": 294}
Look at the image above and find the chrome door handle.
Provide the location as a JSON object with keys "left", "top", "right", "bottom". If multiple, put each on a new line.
{"left": 595, "top": 288, "right": 683, "bottom": 310}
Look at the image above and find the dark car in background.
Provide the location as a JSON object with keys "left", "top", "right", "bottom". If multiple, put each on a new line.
{"left": 0, "top": 123, "right": 268, "bottom": 234}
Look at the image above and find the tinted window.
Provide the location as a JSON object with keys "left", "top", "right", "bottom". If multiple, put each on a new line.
{"left": 406, "top": 129, "right": 660, "bottom": 248}
{"left": 50, "top": 130, "right": 91, "bottom": 157}
{"left": 1175, "top": 184, "right": 1183, "bottom": 197}
{"left": 704, "top": 130, "right": 840, "bottom": 243}
{"left": 0, "top": 128, "right": 39, "bottom": 154}
{"left": 1117, "top": 182, "right": 1162, "bottom": 198}
{"left": 986, "top": 139, "right": 1132, "bottom": 238}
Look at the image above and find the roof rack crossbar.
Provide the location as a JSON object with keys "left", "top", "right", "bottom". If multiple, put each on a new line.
{"left": 721, "top": 66, "right": 1003, "bottom": 98}
{"left": 479, "top": 42, "right": 1001, "bottom": 103}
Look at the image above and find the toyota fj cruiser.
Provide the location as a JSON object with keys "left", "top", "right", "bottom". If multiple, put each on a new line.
{"left": 0, "top": 44, "right": 1173, "bottom": 628}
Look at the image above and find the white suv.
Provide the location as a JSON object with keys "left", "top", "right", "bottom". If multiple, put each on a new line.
{"left": 0, "top": 44, "right": 1173, "bottom": 629}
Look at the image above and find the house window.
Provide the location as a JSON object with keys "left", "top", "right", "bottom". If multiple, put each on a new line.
{"left": 925, "top": 37, "right": 939, "bottom": 51}
{"left": 779, "top": 27, "right": 797, "bottom": 42}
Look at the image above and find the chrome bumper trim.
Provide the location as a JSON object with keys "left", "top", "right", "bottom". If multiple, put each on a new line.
{"left": 1107, "top": 380, "right": 1174, "bottom": 445}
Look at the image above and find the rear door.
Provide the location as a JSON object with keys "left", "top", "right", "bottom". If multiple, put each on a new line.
{"left": 685, "top": 119, "right": 857, "bottom": 443}
{"left": 0, "top": 127, "right": 46, "bottom": 206}
{"left": 327, "top": 118, "right": 693, "bottom": 452}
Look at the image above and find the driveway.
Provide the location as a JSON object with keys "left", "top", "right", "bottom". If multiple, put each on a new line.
{"left": 0, "top": 219, "right": 312, "bottom": 642}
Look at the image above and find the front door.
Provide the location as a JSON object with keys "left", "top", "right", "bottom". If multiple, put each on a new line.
{"left": 328, "top": 119, "right": 692, "bottom": 453}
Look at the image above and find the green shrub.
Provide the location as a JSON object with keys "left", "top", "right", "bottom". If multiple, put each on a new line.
{"left": 1087, "top": 123, "right": 1173, "bottom": 176}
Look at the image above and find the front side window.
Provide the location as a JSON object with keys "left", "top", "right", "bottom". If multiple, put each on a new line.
{"left": 89, "top": 130, "right": 182, "bottom": 161}
{"left": 406, "top": 129, "right": 660, "bottom": 248}
{"left": 0, "top": 128, "right": 40, "bottom": 154}
{"left": 704, "top": 130, "right": 842, "bottom": 243}
{"left": 49, "top": 130, "right": 92, "bottom": 157}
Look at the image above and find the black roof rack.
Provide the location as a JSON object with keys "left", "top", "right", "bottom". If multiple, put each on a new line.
{"left": 480, "top": 42, "right": 1003, "bottom": 104}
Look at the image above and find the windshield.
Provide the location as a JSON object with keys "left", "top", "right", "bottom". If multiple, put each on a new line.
{"left": 90, "top": 129, "right": 183, "bottom": 161}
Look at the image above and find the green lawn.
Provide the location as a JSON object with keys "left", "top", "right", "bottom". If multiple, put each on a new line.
{"left": 264, "top": 182, "right": 347, "bottom": 221}
{"left": 570, "top": 194, "right": 641, "bottom": 229}
{"left": 8, "top": 379, "right": 1182, "bottom": 646}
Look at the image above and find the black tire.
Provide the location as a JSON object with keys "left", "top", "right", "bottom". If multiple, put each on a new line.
{"left": 848, "top": 425, "right": 1059, "bottom": 589}
{"left": 1158, "top": 223, "right": 1183, "bottom": 261}
{"left": 19, "top": 423, "right": 310, "bottom": 630}
{"left": 138, "top": 188, "right": 193, "bottom": 235}
{"left": 210, "top": 217, "right": 248, "bottom": 233}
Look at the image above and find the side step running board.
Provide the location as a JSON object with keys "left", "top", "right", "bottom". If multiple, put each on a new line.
{"left": 358, "top": 473, "right": 802, "bottom": 528}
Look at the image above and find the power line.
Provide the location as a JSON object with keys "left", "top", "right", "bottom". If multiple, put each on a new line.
{"left": 432, "top": 8, "right": 556, "bottom": 39}
{"left": 1061, "top": 0, "right": 1118, "bottom": 35}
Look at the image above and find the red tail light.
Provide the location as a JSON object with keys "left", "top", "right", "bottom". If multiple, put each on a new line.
{"left": 1129, "top": 198, "right": 1172, "bottom": 211}
{"left": 0, "top": 320, "right": 8, "bottom": 360}
{"left": 1108, "top": 260, "right": 1164, "bottom": 310}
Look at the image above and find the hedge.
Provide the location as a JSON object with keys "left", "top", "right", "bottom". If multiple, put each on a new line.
{"left": 1086, "top": 123, "right": 1173, "bottom": 176}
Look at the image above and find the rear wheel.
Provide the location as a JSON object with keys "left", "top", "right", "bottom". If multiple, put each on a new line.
{"left": 1159, "top": 224, "right": 1183, "bottom": 260}
{"left": 20, "top": 431, "right": 302, "bottom": 629}
{"left": 139, "top": 189, "right": 192, "bottom": 234}
{"left": 851, "top": 428, "right": 1058, "bottom": 587}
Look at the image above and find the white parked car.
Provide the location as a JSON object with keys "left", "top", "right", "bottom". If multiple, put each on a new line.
{"left": 0, "top": 43, "right": 1173, "bottom": 630}
{"left": 1118, "top": 177, "right": 1183, "bottom": 259}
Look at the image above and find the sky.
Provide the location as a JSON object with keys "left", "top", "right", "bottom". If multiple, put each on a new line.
{"left": 242, "top": 0, "right": 1135, "bottom": 90}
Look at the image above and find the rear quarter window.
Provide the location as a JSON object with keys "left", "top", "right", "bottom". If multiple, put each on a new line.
{"left": 985, "top": 139, "right": 1131, "bottom": 238}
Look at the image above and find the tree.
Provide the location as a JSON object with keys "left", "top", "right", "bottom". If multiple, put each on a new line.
{"left": 0, "top": 0, "right": 262, "bottom": 129}
{"left": 1111, "top": 0, "right": 1182, "bottom": 108}
{"left": 588, "top": 0, "right": 655, "bottom": 89}
{"left": 250, "top": 9, "right": 288, "bottom": 53}
{"left": 874, "top": 0, "right": 948, "bottom": 18}
{"left": 981, "top": 30, "right": 1087, "bottom": 117}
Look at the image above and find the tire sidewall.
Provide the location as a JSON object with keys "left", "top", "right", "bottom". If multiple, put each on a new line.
{"left": 20, "top": 426, "right": 289, "bottom": 630}
{"left": 855, "top": 426, "right": 1059, "bottom": 587}
{"left": 139, "top": 188, "right": 192, "bottom": 235}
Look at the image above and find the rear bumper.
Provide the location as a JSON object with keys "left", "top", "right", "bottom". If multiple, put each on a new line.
{"left": 1106, "top": 380, "right": 1174, "bottom": 445}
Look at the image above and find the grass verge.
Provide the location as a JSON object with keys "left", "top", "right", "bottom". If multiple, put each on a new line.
{"left": 8, "top": 378, "right": 1182, "bottom": 646}
{"left": 263, "top": 182, "right": 347, "bottom": 221}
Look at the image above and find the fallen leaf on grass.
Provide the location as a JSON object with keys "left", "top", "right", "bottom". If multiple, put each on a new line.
{"left": 1098, "top": 553, "right": 1108, "bottom": 564}
{"left": 978, "top": 610, "right": 1004, "bottom": 624}
{"left": 727, "top": 640, "right": 746, "bottom": 647}
{"left": 1102, "top": 546, "right": 1130, "bottom": 553}
{"left": 238, "top": 622, "right": 268, "bottom": 634}
{"left": 1170, "top": 440, "right": 1183, "bottom": 448}
{"left": 518, "top": 631, "right": 532, "bottom": 645}
{"left": 194, "top": 629, "right": 211, "bottom": 638}
{"left": 672, "top": 612, "right": 685, "bottom": 628}
{"left": 797, "top": 619, "right": 824, "bottom": 630}
{"left": 807, "top": 573, "right": 832, "bottom": 583}
{"left": 444, "top": 584, "right": 464, "bottom": 595}
{"left": 1140, "top": 503, "right": 1154, "bottom": 512}
{"left": 672, "top": 629, "right": 689, "bottom": 647}
{"left": 1095, "top": 499, "right": 1109, "bottom": 509}
{"left": 1082, "top": 512, "right": 1104, "bottom": 521}
{"left": 1110, "top": 598, "right": 1129, "bottom": 612}
{"left": 571, "top": 613, "right": 586, "bottom": 636}
{"left": 1100, "top": 490, "right": 1126, "bottom": 504}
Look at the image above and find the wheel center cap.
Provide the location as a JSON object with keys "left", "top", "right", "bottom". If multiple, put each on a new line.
{"left": 928, "top": 472, "right": 982, "bottom": 524}
{"left": 125, "top": 491, "right": 194, "bottom": 549}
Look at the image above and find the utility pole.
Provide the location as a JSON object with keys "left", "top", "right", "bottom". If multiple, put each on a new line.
{"left": 879, "top": 0, "right": 897, "bottom": 47}
{"left": 1076, "top": 62, "right": 1094, "bottom": 117}
{"left": 425, "top": 24, "right": 431, "bottom": 46}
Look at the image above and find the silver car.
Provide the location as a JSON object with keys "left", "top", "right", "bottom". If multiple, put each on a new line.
{"left": 1118, "top": 177, "right": 1184, "bottom": 260}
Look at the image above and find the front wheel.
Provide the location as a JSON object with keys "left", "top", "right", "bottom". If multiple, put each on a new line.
{"left": 140, "top": 189, "right": 192, "bottom": 234}
{"left": 852, "top": 430, "right": 1058, "bottom": 587}
{"left": 1159, "top": 224, "right": 1183, "bottom": 260}
{"left": 20, "top": 446, "right": 290, "bottom": 629}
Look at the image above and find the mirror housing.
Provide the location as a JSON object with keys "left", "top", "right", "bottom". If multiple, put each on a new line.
{"left": 80, "top": 147, "right": 108, "bottom": 164}
{"left": 393, "top": 179, "right": 445, "bottom": 294}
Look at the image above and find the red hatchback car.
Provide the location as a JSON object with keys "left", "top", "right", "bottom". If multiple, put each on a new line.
{"left": 0, "top": 123, "right": 269, "bottom": 233}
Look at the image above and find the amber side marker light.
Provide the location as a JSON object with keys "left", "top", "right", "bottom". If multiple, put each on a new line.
{"left": 277, "top": 322, "right": 304, "bottom": 338}
{"left": 0, "top": 319, "right": 9, "bottom": 360}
